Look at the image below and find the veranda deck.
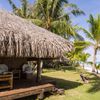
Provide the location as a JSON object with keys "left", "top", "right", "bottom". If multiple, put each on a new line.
{"left": 0, "top": 79, "right": 55, "bottom": 100}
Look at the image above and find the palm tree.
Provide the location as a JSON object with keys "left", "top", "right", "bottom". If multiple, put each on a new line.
{"left": 67, "top": 41, "right": 90, "bottom": 67}
{"left": 79, "top": 53, "right": 90, "bottom": 69}
{"left": 83, "top": 14, "right": 100, "bottom": 72}
{"left": 32, "top": 0, "right": 84, "bottom": 39}
{"left": 7, "top": 0, "right": 33, "bottom": 18}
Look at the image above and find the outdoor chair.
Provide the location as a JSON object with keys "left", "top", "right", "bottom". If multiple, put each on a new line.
{"left": 22, "top": 64, "right": 34, "bottom": 79}
{"left": 0, "top": 64, "right": 8, "bottom": 74}
{"left": 80, "top": 73, "right": 89, "bottom": 83}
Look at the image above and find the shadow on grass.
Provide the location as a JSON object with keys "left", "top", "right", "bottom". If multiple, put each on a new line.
{"left": 87, "top": 76, "right": 100, "bottom": 93}
{"left": 41, "top": 75, "right": 82, "bottom": 90}
{"left": 17, "top": 75, "right": 82, "bottom": 100}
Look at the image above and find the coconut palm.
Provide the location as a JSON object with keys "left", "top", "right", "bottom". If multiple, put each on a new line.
{"left": 32, "top": 0, "right": 84, "bottom": 39}
{"left": 8, "top": 0, "right": 84, "bottom": 40}
{"left": 67, "top": 41, "right": 90, "bottom": 67}
{"left": 79, "top": 53, "right": 90, "bottom": 69}
{"left": 83, "top": 14, "right": 100, "bottom": 72}
{"left": 67, "top": 51, "right": 90, "bottom": 68}
{"left": 8, "top": 0, "right": 32, "bottom": 18}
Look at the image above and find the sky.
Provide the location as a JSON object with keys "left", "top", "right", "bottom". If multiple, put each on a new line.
{"left": 69, "top": 0, "right": 100, "bottom": 62}
{"left": 0, "top": 0, "right": 100, "bottom": 62}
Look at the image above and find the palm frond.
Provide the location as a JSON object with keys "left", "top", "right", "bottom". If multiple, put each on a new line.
{"left": 86, "top": 14, "right": 100, "bottom": 42}
{"left": 20, "top": 0, "right": 28, "bottom": 17}
{"left": 57, "top": 14, "right": 70, "bottom": 21}
{"left": 74, "top": 41, "right": 91, "bottom": 52}
{"left": 7, "top": 0, "right": 17, "bottom": 12}
{"left": 31, "top": 19, "right": 43, "bottom": 27}
{"left": 71, "top": 9, "right": 85, "bottom": 16}
{"left": 64, "top": 3, "right": 85, "bottom": 16}
{"left": 74, "top": 34, "right": 84, "bottom": 41}
{"left": 82, "top": 28, "right": 94, "bottom": 40}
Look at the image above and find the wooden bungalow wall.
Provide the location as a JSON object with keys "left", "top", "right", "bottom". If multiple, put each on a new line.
{"left": 0, "top": 58, "right": 27, "bottom": 70}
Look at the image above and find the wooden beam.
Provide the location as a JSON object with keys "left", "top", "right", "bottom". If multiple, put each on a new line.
{"left": 36, "top": 60, "right": 43, "bottom": 82}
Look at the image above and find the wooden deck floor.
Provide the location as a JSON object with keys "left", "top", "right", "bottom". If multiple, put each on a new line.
{"left": 0, "top": 79, "right": 55, "bottom": 100}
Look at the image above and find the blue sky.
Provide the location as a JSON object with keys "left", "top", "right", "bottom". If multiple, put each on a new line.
{"left": 0, "top": 0, "right": 100, "bottom": 62}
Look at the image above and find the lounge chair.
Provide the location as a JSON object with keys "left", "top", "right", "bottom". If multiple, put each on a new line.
{"left": 80, "top": 73, "right": 89, "bottom": 83}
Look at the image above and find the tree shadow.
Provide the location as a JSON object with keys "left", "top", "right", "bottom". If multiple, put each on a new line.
{"left": 41, "top": 75, "right": 82, "bottom": 90}
{"left": 87, "top": 76, "right": 100, "bottom": 93}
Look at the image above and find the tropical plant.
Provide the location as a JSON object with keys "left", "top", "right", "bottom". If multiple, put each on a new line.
{"left": 82, "top": 14, "right": 100, "bottom": 72}
{"left": 7, "top": 0, "right": 33, "bottom": 18}
{"left": 79, "top": 53, "right": 90, "bottom": 69}
{"left": 32, "top": 0, "right": 84, "bottom": 39}
{"left": 67, "top": 41, "right": 90, "bottom": 67}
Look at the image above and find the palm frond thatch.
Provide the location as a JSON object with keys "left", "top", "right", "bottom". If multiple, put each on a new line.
{"left": 0, "top": 10, "right": 73, "bottom": 58}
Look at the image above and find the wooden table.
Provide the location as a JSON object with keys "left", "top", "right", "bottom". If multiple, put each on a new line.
{"left": 0, "top": 72, "right": 13, "bottom": 89}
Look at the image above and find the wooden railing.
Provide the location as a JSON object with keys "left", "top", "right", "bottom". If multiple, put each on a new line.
{"left": 0, "top": 72, "right": 13, "bottom": 89}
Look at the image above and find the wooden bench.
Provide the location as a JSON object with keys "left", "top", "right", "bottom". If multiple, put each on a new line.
{"left": 0, "top": 72, "right": 13, "bottom": 90}
{"left": 0, "top": 83, "right": 55, "bottom": 100}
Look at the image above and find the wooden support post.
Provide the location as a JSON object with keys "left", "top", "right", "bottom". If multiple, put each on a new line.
{"left": 36, "top": 60, "right": 43, "bottom": 82}
{"left": 37, "top": 89, "right": 44, "bottom": 100}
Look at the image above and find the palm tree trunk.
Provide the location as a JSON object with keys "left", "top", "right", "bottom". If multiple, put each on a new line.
{"left": 92, "top": 47, "right": 97, "bottom": 72}
{"left": 97, "top": 69, "right": 99, "bottom": 74}
{"left": 83, "top": 63, "right": 84, "bottom": 69}
{"left": 36, "top": 60, "right": 43, "bottom": 82}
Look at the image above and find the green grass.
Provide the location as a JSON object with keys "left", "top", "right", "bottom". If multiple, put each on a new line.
{"left": 42, "top": 69, "right": 100, "bottom": 100}
{"left": 20, "top": 68, "right": 100, "bottom": 100}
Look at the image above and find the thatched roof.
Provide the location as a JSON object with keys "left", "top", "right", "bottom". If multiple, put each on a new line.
{"left": 0, "top": 10, "right": 73, "bottom": 59}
